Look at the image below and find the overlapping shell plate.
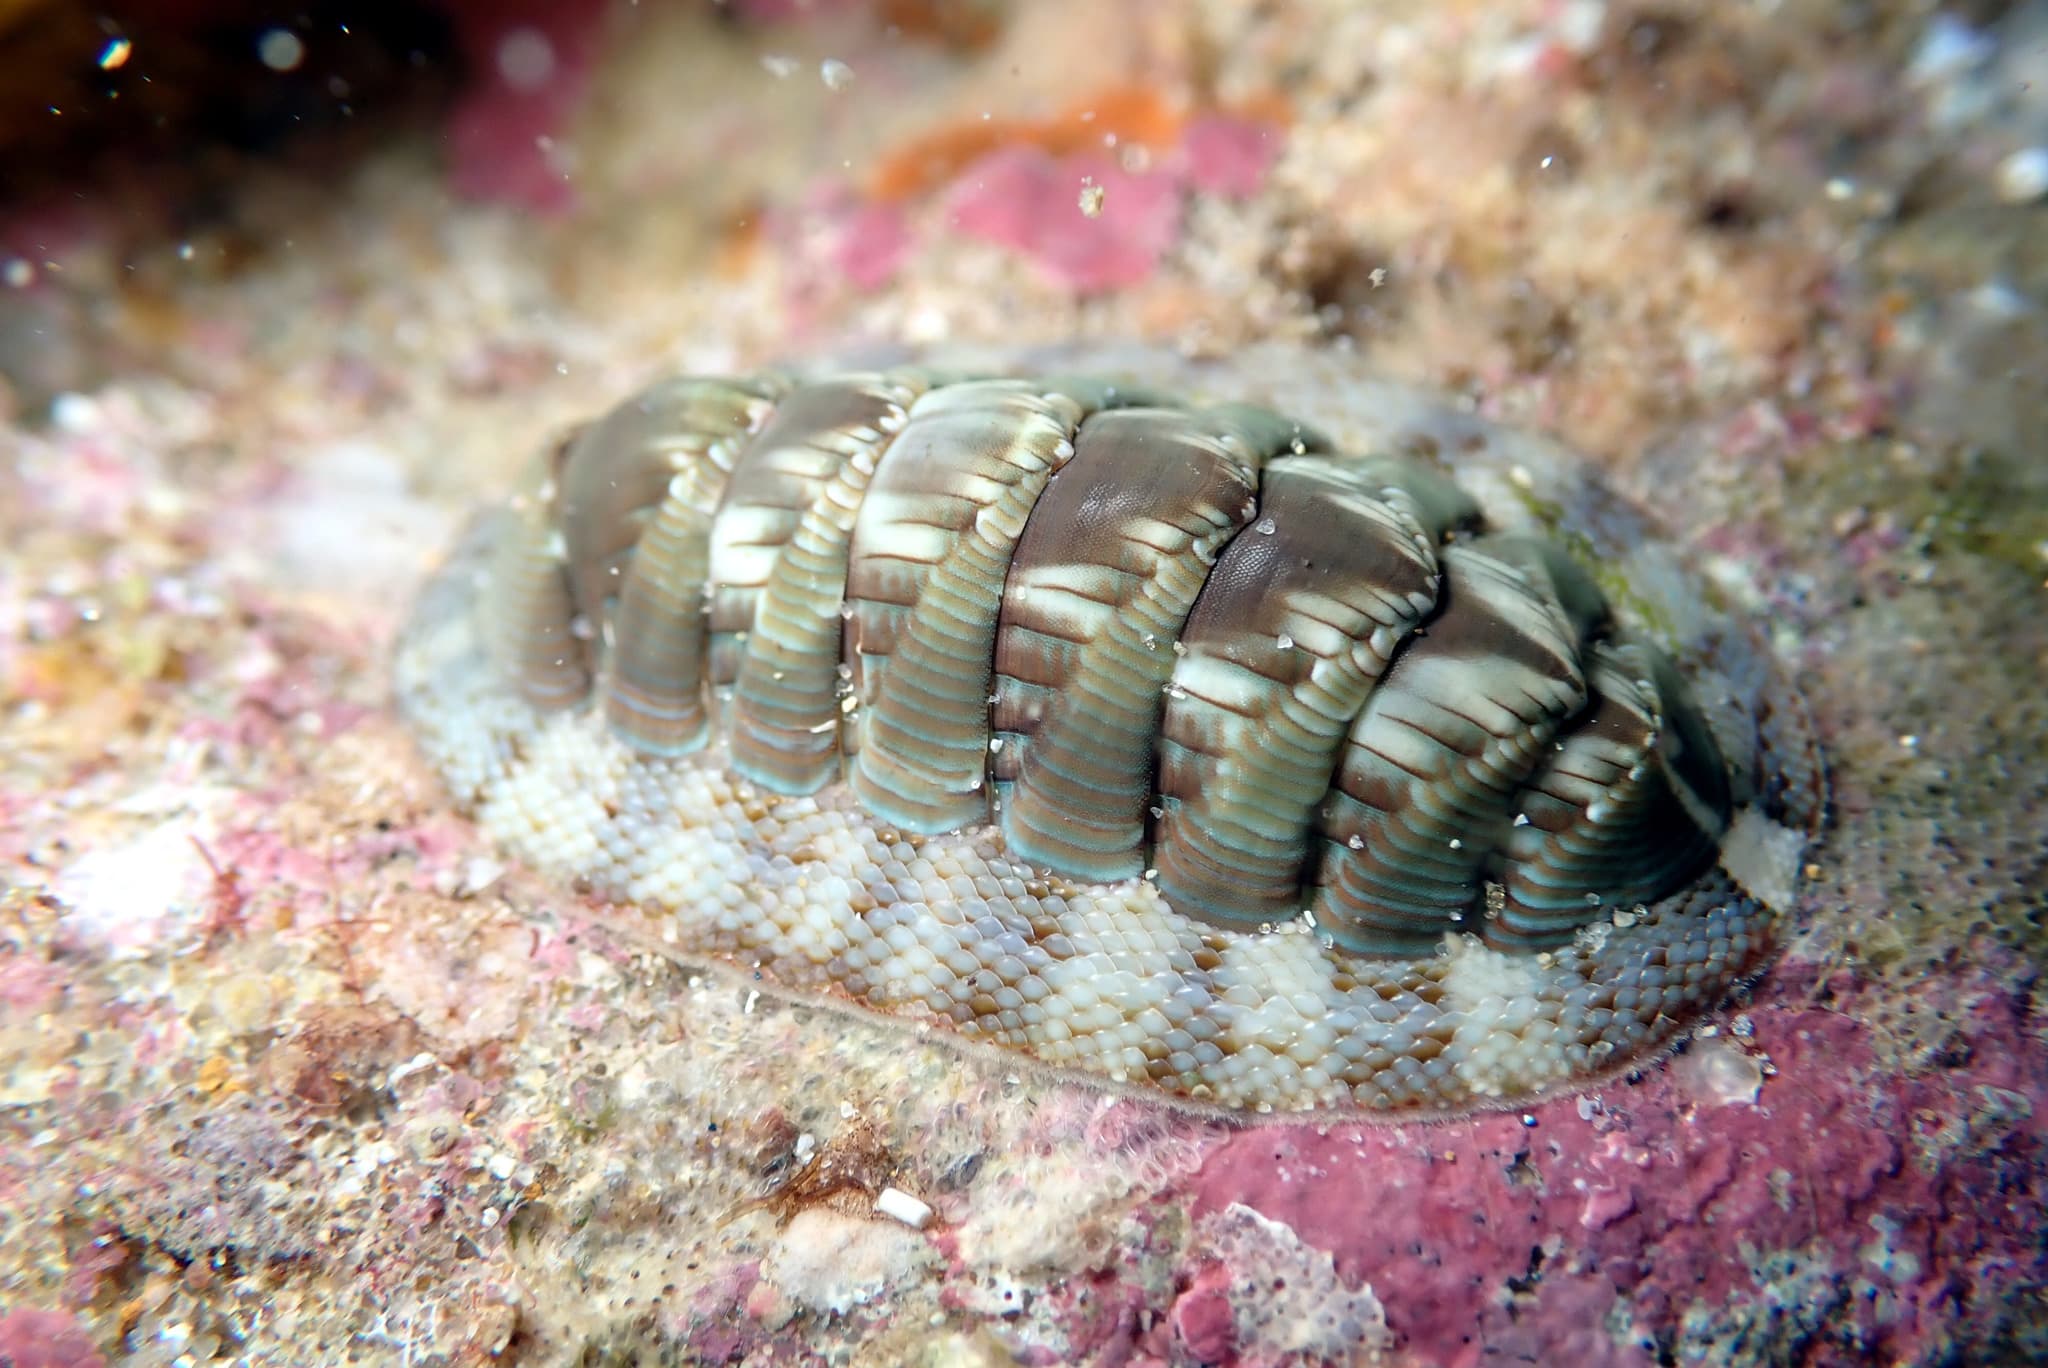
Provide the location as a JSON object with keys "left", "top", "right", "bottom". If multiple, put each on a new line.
{"left": 396, "top": 345, "right": 1823, "bottom": 1115}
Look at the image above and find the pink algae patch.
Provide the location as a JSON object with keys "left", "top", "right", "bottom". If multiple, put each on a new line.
{"left": 1175, "top": 112, "right": 1285, "bottom": 198}
{"left": 829, "top": 201, "right": 915, "bottom": 292}
{"left": 1167, "top": 1262, "right": 1237, "bottom": 1363}
{"left": 0, "top": 955, "right": 66, "bottom": 1017}
{"left": 443, "top": 1, "right": 604, "bottom": 211}
{"left": 723, "top": 0, "right": 866, "bottom": 19}
{"left": 944, "top": 146, "right": 1186, "bottom": 294}
{"left": 858, "top": 84, "right": 1286, "bottom": 295}
{"left": 759, "top": 184, "right": 917, "bottom": 329}
{"left": 1179, "top": 965, "right": 2048, "bottom": 1365}
{"left": 0, "top": 1308, "right": 106, "bottom": 1368}
{"left": 780, "top": 184, "right": 915, "bottom": 293}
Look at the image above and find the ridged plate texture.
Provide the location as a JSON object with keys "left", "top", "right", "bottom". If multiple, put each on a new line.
{"left": 396, "top": 346, "right": 1822, "bottom": 1114}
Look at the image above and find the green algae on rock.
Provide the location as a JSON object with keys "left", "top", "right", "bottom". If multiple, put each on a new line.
{"left": 395, "top": 348, "right": 1824, "bottom": 1114}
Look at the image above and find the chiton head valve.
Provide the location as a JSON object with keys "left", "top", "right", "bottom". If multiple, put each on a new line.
{"left": 401, "top": 360, "right": 1821, "bottom": 1115}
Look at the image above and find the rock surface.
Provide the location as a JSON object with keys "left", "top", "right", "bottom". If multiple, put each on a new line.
{"left": 1, "top": 2, "right": 2043, "bottom": 1363}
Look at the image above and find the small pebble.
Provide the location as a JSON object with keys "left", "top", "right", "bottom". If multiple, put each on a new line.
{"left": 1995, "top": 148, "right": 2048, "bottom": 205}
{"left": 875, "top": 1186, "right": 933, "bottom": 1229}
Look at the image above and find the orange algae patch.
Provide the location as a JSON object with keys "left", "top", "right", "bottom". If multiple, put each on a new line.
{"left": 865, "top": 84, "right": 1288, "bottom": 203}
{"left": 715, "top": 200, "right": 770, "bottom": 279}
{"left": 876, "top": 0, "right": 1007, "bottom": 54}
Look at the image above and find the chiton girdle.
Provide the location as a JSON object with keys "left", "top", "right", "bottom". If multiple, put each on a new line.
{"left": 399, "top": 354, "right": 1821, "bottom": 1115}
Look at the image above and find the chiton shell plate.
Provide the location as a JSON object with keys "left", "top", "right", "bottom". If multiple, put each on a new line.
{"left": 396, "top": 344, "right": 1823, "bottom": 1115}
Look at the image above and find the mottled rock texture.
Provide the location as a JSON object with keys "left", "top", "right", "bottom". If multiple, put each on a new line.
{"left": 1, "top": 1, "right": 2042, "bottom": 1364}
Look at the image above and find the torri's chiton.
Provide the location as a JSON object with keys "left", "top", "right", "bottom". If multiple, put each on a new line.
{"left": 397, "top": 345, "right": 1824, "bottom": 1115}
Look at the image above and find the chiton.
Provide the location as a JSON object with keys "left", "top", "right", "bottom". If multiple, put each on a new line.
{"left": 397, "top": 345, "right": 1823, "bottom": 1115}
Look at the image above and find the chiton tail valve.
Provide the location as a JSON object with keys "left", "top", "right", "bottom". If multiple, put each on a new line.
{"left": 397, "top": 345, "right": 1824, "bottom": 1116}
